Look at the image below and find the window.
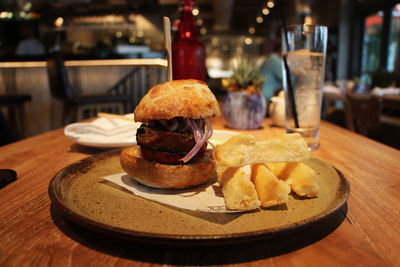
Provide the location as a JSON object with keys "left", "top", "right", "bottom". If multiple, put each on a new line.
{"left": 387, "top": 4, "right": 400, "bottom": 72}
{"left": 361, "top": 11, "right": 383, "bottom": 73}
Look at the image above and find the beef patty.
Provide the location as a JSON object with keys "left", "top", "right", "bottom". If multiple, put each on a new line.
{"left": 136, "top": 124, "right": 206, "bottom": 164}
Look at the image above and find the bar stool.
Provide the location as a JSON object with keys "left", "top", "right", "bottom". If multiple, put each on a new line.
{"left": 46, "top": 52, "right": 129, "bottom": 125}
{"left": 0, "top": 94, "right": 32, "bottom": 140}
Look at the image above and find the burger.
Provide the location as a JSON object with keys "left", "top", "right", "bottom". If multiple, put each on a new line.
{"left": 120, "top": 79, "right": 221, "bottom": 189}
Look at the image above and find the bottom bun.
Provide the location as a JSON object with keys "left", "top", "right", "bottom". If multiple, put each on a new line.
{"left": 120, "top": 145, "right": 216, "bottom": 189}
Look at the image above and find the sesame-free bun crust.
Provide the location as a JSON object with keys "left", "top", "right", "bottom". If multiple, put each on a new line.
{"left": 134, "top": 79, "right": 221, "bottom": 122}
{"left": 120, "top": 145, "right": 216, "bottom": 189}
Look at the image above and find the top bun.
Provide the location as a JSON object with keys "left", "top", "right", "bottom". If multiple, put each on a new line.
{"left": 134, "top": 79, "right": 221, "bottom": 122}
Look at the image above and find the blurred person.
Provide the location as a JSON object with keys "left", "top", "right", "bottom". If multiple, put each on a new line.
{"left": 15, "top": 23, "right": 45, "bottom": 56}
{"left": 95, "top": 41, "right": 110, "bottom": 58}
{"left": 260, "top": 43, "right": 283, "bottom": 101}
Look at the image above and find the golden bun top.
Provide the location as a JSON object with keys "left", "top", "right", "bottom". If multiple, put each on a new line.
{"left": 134, "top": 79, "right": 221, "bottom": 122}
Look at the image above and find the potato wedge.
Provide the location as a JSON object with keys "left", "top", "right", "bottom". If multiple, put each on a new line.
{"left": 213, "top": 133, "right": 309, "bottom": 167}
{"left": 266, "top": 162, "right": 319, "bottom": 197}
{"left": 217, "top": 166, "right": 261, "bottom": 211}
{"left": 250, "top": 164, "right": 290, "bottom": 208}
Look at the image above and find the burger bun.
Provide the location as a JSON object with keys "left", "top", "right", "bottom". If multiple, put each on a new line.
{"left": 120, "top": 145, "right": 216, "bottom": 189}
{"left": 134, "top": 79, "right": 221, "bottom": 122}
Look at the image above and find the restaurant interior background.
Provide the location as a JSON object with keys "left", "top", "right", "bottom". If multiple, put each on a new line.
{"left": 0, "top": 0, "right": 400, "bottom": 149}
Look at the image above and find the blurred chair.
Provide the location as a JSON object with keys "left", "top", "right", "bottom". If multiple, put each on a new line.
{"left": 46, "top": 52, "right": 129, "bottom": 125}
{"left": 380, "top": 95, "right": 400, "bottom": 127}
{"left": 381, "top": 95, "right": 400, "bottom": 109}
{"left": 344, "top": 92, "right": 380, "bottom": 136}
{"left": 0, "top": 110, "right": 14, "bottom": 146}
{"left": 0, "top": 94, "right": 32, "bottom": 141}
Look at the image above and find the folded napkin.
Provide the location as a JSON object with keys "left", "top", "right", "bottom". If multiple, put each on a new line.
{"left": 64, "top": 114, "right": 139, "bottom": 143}
{"left": 84, "top": 117, "right": 133, "bottom": 136}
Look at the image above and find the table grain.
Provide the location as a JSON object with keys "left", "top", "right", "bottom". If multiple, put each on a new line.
{"left": 0, "top": 118, "right": 399, "bottom": 266}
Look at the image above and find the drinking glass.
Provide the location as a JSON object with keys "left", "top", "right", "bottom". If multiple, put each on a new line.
{"left": 281, "top": 24, "right": 328, "bottom": 151}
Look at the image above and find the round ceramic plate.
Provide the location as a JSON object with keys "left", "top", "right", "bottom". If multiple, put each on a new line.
{"left": 49, "top": 150, "right": 350, "bottom": 245}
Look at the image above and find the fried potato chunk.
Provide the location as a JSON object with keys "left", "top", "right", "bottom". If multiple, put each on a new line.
{"left": 213, "top": 134, "right": 310, "bottom": 167}
{"left": 250, "top": 164, "right": 290, "bottom": 208}
{"left": 213, "top": 133, "right": 318, "bottom": 211}
{"left": 217, "top": 166, "right": 261, "bottom": 211}
{"left": 266, "top": 162, "right": 319, "bottom": 198}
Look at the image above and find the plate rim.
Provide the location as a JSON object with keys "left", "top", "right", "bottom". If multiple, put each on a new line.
{"left": 48, "top": 149, "right": 350, "bottom": 245}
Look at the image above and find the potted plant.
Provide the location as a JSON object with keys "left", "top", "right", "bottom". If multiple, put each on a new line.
{"left": 222, "top": 61, "right": 266, "bottom": 129}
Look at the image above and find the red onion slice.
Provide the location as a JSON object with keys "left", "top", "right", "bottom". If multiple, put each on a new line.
{"left": 168, "top": 120, "right": 178, "bottom": 132}
{"left": 180, "top": 119, "right": 213, "bottom": 163}
{"left": 181, "top": 118, "right": 192, "bottom": 132}
{"left": 159, "top": 118, "right": 179, "bottom": 132}
{"left": 207, "top": 120, "right": 213, "bottom": 139}
{"left": 190, "top": 119, "right": 201, "bottom": 143}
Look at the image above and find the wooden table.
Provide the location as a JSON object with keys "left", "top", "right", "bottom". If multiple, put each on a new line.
{"left": 1, "top": 117, "right": 399, "bottom": 266}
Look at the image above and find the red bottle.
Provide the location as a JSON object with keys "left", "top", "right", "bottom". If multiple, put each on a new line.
{"left": 172, "top": 0, "right": 207, "bottom": 82}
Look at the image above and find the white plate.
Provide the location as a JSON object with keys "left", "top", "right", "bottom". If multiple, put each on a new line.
{"left": 65, "top": 117, "right": 240, "bottom": 149}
